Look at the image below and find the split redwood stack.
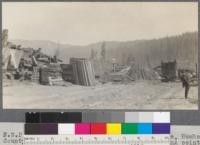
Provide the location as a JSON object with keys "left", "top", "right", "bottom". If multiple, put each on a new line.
{"left": 31, "top": 66, "right": 39, "bottom": 83}
{"left": 70, "top": 58, "right": 95, "bottom": 86}
{"left": 70, "top": 58, "right": 79, "bottom": 84}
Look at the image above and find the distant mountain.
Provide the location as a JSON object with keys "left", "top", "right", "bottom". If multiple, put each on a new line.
{"left": 11, "top": 31, "right": 198, "bottom": 67}
{"left": 11, "top": 39, "right": 92, "bottom": 63}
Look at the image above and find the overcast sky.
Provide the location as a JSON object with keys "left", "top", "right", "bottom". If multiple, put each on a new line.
{"left": 3, "top": 2, "right": 198, "bottom": 45}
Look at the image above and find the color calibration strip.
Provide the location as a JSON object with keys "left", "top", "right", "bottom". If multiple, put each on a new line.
{"left": 25, "top": 123, "right": 170, "bottom": 135}
{"left": 26, "top": 112, "right": 170, "bottom": 123}
{"left": 25, "top": 112, "right": 170, "bottom": 135}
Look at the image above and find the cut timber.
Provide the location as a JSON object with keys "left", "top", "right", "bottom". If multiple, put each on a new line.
{"left": 32, "top": 56, "right": 38, "bottom": 66}
{"left": 31, "top": 67, "right": 39, "bottom": 83}
{"left": 60, "top": 64, "right": 74, "bottom": 83}
{"left": 161, "top": 60, "right": 177, "bottom": 82}
{"left": 7, "top": 49, "right": 24, "bottom": 70}
{"left": 2, "top": 46, "right": 11, "bottom": 70}
{"left": 70, "top": 58, "right": 79, "bottom": 84}
{"left": 39, "top": 64, "right": 62, "bottom": 85}
{"left": 69, "top": 58, "right": 95, "bottom": 86}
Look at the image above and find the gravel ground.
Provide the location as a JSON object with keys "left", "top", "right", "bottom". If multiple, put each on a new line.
{"left": 3, "top": 80, "right": 198, "bottom": 109}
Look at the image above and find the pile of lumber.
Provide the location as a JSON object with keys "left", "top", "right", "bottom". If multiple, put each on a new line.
{"left": 3, "top": 30, "right": 97, "bottom": 87}
{"left": 39, "top": 64, "right": 61, "bottom": 85}
{"left": 31, "top": 66, "right": 40, "bottom": 83}
{"left": 128, "top": 64, "right": 159, "bottom": 80}
{"left": 110, "top": 67, "right": 131, "bottom": 82}
{"left": 60, "top": 64, "right": 74, "bottom": 83}
{"left": 161, "top": 60, "right": 177, "bottom": 82}
{"left": 70, "top": 58, "right": 95, "bottom": 86}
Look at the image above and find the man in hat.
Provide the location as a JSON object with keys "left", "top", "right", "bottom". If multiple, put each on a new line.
{"left": 180, "top": 71, "right": 191, "bottom": 99}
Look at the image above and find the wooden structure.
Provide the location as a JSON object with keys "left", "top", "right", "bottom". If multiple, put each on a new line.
{"left": 161, "top": 60, "right": 177, "bottom": 82}
{"left": 60, "top": 64, "right": 74, "bottom": 83}
{"left": 70, "top": 58, "right": 95, "bottom": 86}
{"left": 31, "top": 67, "right": 40, "bottom": 83}
{"left": 39, "top": 64, "right": 61, "bottom": 85}
{"left": 110, "top": 67, "right": 131, "bottom": 82}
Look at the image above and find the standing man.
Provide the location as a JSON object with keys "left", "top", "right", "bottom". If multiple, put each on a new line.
{"left": 180, "top": 72, "right": 190, "bottom": 99}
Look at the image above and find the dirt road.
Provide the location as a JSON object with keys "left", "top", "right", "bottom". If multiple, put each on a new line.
{"left": 3, "top": 80, "right": 198, "bottom": 109}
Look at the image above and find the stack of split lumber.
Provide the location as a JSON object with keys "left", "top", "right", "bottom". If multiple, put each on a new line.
{"left": 70, "top": 58, "right": 95, "bottom": 86}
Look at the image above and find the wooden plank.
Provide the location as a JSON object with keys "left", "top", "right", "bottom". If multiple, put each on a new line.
{"left": 83, "top": 60, "right": 89, "bottom": 86}
{"left": 71, "top": 58, "right": 79, "bottom": 85}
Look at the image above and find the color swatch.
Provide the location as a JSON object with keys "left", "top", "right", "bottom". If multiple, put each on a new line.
{"left": 122, "top": 123, "right": 138, "bottom": 134}
{"left": 138, "top": 123, "right": 152, "bottom": 134}
{"left": 25, "top": 112, "right": 170, "bottom": 135}
{"left": 153, "top": 123, "right": 170, "bottom": 134}
{"left": 25, "top": 123, "right": 170, "bottom": 135}
{"left": 26, "top": 112, "right": 170, "bottom": 123}
{"left": 58, "top": 123, "right": 75, "bottom": 135}
{"left": 91, "top": 123, "right": 106, "bottom": 134}
{"left": 106, "top": 123, "right": 121, "bottom": 134}
{"left": 75, "top": 123, "right": 90, "bottom": 134}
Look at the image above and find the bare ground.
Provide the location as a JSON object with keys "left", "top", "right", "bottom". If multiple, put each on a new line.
{"left": 3, "top": 80, "right": 198, "bottom": 109}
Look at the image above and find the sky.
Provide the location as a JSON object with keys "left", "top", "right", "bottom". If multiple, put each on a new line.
{"left": 2, "top": 2, "right": 198, "bottom": 45}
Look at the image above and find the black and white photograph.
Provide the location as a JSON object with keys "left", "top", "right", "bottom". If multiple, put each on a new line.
{"left": 2, "top": 2, "right": 198, "bottom": 109}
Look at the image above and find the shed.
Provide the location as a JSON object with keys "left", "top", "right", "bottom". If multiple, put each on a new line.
{"left": 161, "top": 60, "right": 177, "bottom": 82}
